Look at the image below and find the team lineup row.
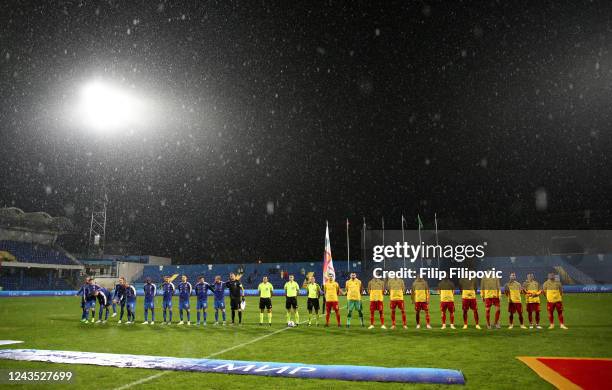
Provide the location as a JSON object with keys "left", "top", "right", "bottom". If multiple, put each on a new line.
{"left": 77, "top": 271, "right": 568, "bottom": 330}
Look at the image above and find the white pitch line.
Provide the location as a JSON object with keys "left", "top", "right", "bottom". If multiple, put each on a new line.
{"left": 0, "top": 340, "right": 24, "bottom": 346}
{"left": 114, "top": 306, "right": 347, "bottom": 390}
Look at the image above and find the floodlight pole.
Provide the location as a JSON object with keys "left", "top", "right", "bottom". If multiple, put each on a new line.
{"left": 361, "top": 218, "right": 366, "bottom": 274}
{"left": 346, "top": 218, "right": 350, "bottom": 273}
{"left": 87, "top": 153, "right": 109, "bottom": 258}
{"left": 87, "top": 192, "right": 107, "bottom": 258}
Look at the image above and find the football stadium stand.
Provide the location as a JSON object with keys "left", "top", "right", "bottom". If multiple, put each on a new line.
{"left": 478, "top": 256, "right": 599, "bottom": 285}
{"left": 132, "top": 255, "right": 610, "bottom": 290}
{"left": 0, "top": 207, "right": 83, "bottom": 291}
{"left": 0, "top": 240, "right": 80, "bottom": 266}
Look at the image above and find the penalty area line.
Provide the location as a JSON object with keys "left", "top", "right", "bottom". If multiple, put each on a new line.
{"left": 112, "top": 310, "right": 331, "bottom": 390}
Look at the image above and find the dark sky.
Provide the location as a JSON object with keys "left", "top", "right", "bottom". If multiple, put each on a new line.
{"left": 1, "top": 1, "right": 611, "bottom": 262}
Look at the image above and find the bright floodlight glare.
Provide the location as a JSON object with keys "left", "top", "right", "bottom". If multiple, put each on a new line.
{"left": 77, "top": 81, "right": 144, "bottom": 132}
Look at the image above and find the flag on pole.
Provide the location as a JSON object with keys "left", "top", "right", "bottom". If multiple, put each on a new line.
{"left": 323, "top": 221, "right": 335, "bottom": 285}
{"left": 417, "top": 214, "right": 424, "bottom": 230}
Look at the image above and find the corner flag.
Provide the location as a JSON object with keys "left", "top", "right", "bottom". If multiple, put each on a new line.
{"left": 323, "top": 221, "right": 335, "bottom": 285}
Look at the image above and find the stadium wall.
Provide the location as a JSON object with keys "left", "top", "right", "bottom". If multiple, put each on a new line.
{"left": 117, "top": 262, "right": 145, "bottom": 284}
{"left": 92, "top": 277, "right": 120, "bottom": 290}
{"left": 146, "top": 256, "right": 171, "bottom": 265}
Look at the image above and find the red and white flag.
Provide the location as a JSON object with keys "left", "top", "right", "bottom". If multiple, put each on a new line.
{"left": 322, "top": 221, "right": 335, "bottom": 285}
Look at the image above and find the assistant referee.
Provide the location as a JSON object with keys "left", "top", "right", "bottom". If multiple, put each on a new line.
{"left": 258, "top": 276, "right": 273, "bottom": 326}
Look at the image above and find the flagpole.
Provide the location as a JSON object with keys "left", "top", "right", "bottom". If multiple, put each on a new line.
{"left": 346, "top": 218, "right": 350, "bottom": 274}
{"left": 435, "top": 213, "right": 440, "bottom": 269}
{"left": 382, "top": 216, "right": 385, "bottom": 269}
{"left": 417, "top": 214, "right": 423, "bottom": 268}
{"left": 324, "top": 220, "right": 328, "bottom": 287}
{"left": 401, "top": 214, "right": 406, "bottom": 269}
{"left": 362, "top": 217, "right": 366, "bottom": 275}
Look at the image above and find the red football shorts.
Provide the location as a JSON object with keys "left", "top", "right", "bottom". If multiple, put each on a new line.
{"left": 462, "top": 298, "right": 477, "bottom": 311}
{"left": 414, "top": 302, "right": 429, "bottom": 311}
{"left": 390, "top": 300, "right": 405, "bottom": 311}
{"left": 485, "top": 297, "right": 500, "bottom": 308}
{"left": 370, "top": 301, "right": 384, "bottom": 312}
{"left": 508, "top": 302, "right": 523, "bottom": 313}
{"left": 527, "top": 303, "right": 540, "bottom": 312}
{"left": 325, "top": 301, "right": 339, "bottom": 312}
{"left": 547, "top": 301, "right": 563, "bottom": 312}
{"left": 440, "top": 301, "right": 455, "bottom": 312}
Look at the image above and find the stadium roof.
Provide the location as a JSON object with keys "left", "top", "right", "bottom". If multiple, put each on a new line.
{"left": 0, "top": 207, "right": 73, "bottom": 234}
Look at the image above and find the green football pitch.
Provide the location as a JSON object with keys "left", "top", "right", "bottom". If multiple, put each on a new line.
{"left": 0, "top": 294, "right": 611, "bottom": 389}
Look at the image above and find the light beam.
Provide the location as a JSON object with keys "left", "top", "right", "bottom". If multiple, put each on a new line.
{"left": 76, "top": 81, "right": 145, "bottom": 133}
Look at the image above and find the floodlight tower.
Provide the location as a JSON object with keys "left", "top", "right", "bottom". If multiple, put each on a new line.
{"left": 87, "top": 192, "right": 108, "bottom": 257}
{"left": 76, "top": 79, "right": 147, "bottom": 257}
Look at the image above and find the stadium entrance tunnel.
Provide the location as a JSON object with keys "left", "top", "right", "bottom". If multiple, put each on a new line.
{"left": 0, "top": 347, "right": 465, "bottom": 385}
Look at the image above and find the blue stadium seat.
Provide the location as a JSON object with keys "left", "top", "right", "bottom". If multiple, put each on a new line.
{"left": 0, "top": 240, "right": 79, "bottom": 266}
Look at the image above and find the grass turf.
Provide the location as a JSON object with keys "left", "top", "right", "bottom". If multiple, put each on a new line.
{"left": 0, "top": 294, "right": 611, "bottom": 389}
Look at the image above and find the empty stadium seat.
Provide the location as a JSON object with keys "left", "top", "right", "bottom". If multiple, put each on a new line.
{"left": 0, "top": 240, "right": 79, "bottom": 266}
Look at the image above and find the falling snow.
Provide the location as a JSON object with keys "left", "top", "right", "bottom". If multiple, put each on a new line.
{"left": 0, "top": 2, "right": 610, "bottom": 261}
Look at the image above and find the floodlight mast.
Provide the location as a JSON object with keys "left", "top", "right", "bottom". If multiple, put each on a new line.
{"left": 87, "top": 191, "right": 107, "bottom": 258}
{"left": 79, "top": 80, "right": 147, "bottom": 258}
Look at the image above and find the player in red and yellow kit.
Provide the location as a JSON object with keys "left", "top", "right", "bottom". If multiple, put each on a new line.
{"left": 411, "top": 277, "right": 431, "bottom": 329}
{"left": 460, "top": 278, "right": 481, "bottom": 329}
{"left": 367, "top": 277, "right": 385, "bottom": 329}
{"left": 438, "top": 278, "right": 456, "bottom": 329}
{"left": 504, "top": 272, "right": 526, "bottom": 329}
{"left": 480, "top": 276, "right": 501, "bottom": 329}
{"left": 388, "top": 278, "right": 406, "bottom": 329}
{"left": 523, "top": 273, "right": 542, "bottom": 329}
{"left": 324, "top": 273, "right": 341, "bottom": 327}
{"left": 543, "top": 273, "right": 568, "bottom": 329}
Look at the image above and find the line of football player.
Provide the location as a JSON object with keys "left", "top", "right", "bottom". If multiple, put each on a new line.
{"left": 77, "top": 271, "right": 567, "bottom": 330}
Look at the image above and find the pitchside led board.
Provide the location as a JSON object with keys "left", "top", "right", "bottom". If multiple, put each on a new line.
{"left": 361, "top": 230, "right": 612, "bottom": 287}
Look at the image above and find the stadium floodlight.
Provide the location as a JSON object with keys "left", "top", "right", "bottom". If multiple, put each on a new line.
{"left": 77, "top": 81, "right": 145, "bottom": 133}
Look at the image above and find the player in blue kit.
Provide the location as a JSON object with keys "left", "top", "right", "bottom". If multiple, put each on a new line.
{"left": 75, "top": 277, "right": 86, "bottom": 321}
{"left": 113, "top": 277, "right": 128, "bottom": 323}
{"left": 82, "top": 277, "right": 97, "bottom": 323}
{"left": 142, "top": 278, "right": 157, "bottom": 325}
{"left": 110, "top": 279, "right": 124, "bottom": 317}
{"left": 94, "top": 286, "right": 113, "bottom": 323}
{"left": 194, "top": 276, "right": 214, "bottom": 326}
{"left": 124, "top": 283, "right": 137, "bottom": 324}
{"left": 177, "top": 275, "right": 192, "bottom": 325}
{"left": 76, "top": 277, "right": 92, "bottom": 323}
{"left": 161, "top": 275, "right": 175, "bottom": 325}
{"left": 211, "top": 275, "right": 227, "bottom": 326}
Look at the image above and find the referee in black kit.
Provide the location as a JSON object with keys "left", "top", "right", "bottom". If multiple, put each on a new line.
{"left": 226, "top": 273, "right": 245, "bottom": 325}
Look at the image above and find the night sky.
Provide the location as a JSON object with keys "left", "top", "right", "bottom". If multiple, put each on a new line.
{"left": 1, "top": 1, "right": 611, "bottom": 262}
